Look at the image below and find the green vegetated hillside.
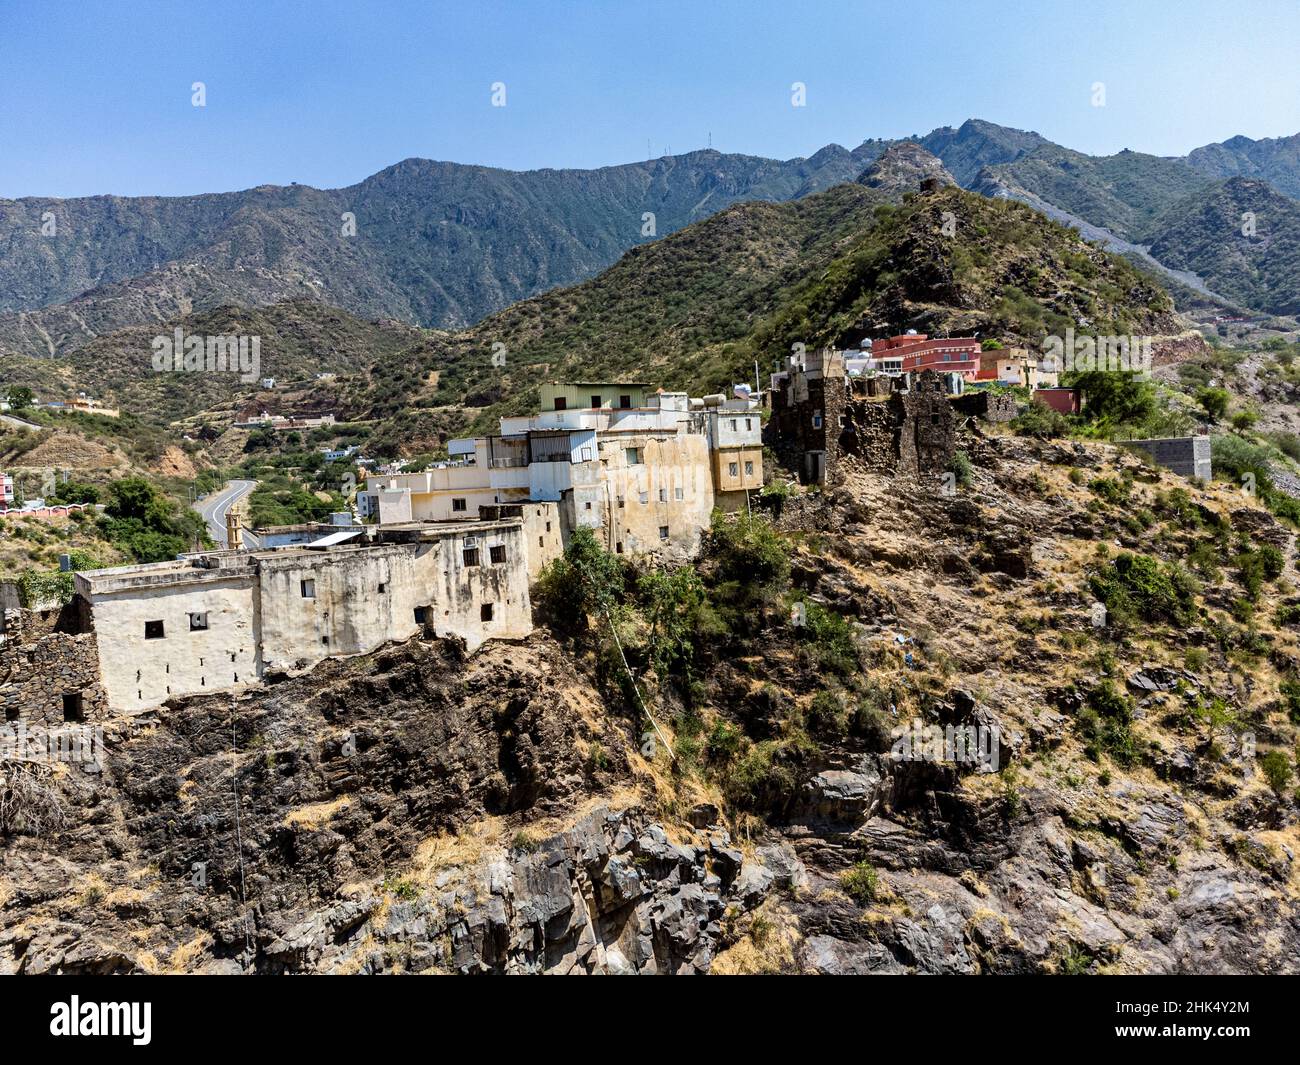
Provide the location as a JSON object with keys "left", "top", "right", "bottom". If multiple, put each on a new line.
{"left": 0, "top": 149, "right": 875, "bottom": 359}
{"left": 979, "top": 145, "right": 1215, "bottom": 240}
{"left": 3, "top": 118, "right": 1299, "bottom": 367}
{"left": 341, "top": 180, "right": 1176, "bottom": 455}
{"left": 1186, "top": 131, "right": 1300, "bottom": 199}
{"left": 4, "top": 299, "right": 423, "bottom": 428}
{"left": 1145, "top": 178, "right": 1300, "bottom": 317}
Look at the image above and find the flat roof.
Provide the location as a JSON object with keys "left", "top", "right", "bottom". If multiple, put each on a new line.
{"left": 547, "top": 381, "right": 652, "bottom": 388}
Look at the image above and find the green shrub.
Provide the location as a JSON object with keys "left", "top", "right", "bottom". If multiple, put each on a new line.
{"left": 721, "top": 739, "right": 804, "bottom": 812}
{"left": 840, "top": 862, "right": 880, "bottom": 905}
{"left": 1259, "top": 750, "right": 1294, "bottom": 796}
{"left": 1075, "top": 680, "right": 1140, "bottom": 766}
{"left": 708, "top": 511, "right": 790, "bottom": 589}
{"left": 534, "top": 527, "right": 626, "bottom": 631}
{"left": 947, "top": 450, "right": 973, "bottom": 489}
{"left": 796, "top": 601, "right": 859, "bottom": 677}
{"left": 1011, "top": 403, "right": 1070, "bottom": 439}
{"left": 1088, "top": 476, "right": 1130, "bottom": 505}
{"left": 1089, "top": 552, "right": 1197, "bottom": 628}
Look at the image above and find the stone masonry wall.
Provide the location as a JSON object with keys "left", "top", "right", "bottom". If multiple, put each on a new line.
{"left": 839, "top": 372, "right": 956, "bottom": 478}
{"left": 0, "top": 608, "right": 107, "bottom": 726}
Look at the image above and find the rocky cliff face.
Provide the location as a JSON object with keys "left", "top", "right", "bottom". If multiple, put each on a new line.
{"left": 3, "top": 429, "right": 1300, "bottom": 975}
{"left": 0, "top": 636, "right": 788, "bottom": 974}
{"left": 857, "top": 143, "right": 955, "bottom": 194}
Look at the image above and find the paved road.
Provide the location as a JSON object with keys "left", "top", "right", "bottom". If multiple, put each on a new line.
{"left": 0, "top": 413, "right": 42, "bottom": 430}
{"left": 194, "top": 479, "right": 259, "bottom": 548}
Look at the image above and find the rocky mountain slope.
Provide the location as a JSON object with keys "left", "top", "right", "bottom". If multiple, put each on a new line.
{"left": 5, "top": 416, "right": 1298, "bottom": 973}
{"left": 5, "top": 118, "right": 1297, "bottom": 367}
{"left": 1144, "top": 178, "right": 1300, "bottom": 316}
{"left": 0, "top": 149, "right": 874, "bottom": 359}
{"left": 857, "top": 143, "right": 955, "bottom": 193}
{"left": 1187, "top": 132, "right": 1300, "bottom": 199}
{"left": 339, "top": 179, "right": 1175, "bottom": 457}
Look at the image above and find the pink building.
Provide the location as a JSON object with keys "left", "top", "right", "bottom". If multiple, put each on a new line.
{"left": 872, "top": 334, "right": 982, "bottom": 379}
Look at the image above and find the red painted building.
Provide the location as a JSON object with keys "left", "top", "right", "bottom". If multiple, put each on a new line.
{"left": 872, "top": 334, "right": 982, "bottom": 379}
{"left": 1032, "top": 387, "right": 1084, "bottom": 414}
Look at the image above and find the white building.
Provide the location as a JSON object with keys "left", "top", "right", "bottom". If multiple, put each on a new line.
{"left": 360, "top": 382, "right": 764, "bottom": 561}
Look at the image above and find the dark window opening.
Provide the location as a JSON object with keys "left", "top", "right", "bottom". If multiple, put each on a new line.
{"left": 62, "top": 693, "right": 85, "bottom": 722}
{"left": 452, "top": 498, "right": 467, "bottom": 512}
{"left": 490, "top": 545, "right": 506, "bottom": 564}
{"left": 553, "top": 396, "right": 567, "bottom": 411}
{"left": 144, "top": 620, "right": 165, "bottom": 640}
{"left": 378, "top": 582, "right": 387, "bottom": 593}
{"left": 480, "top": 603, "right": 494, "bottom": 622}
{"left": 463, "top": 547, "right": 480, "bottom": 567}
{"left": 414, "top": 606, "right": 428, "bottom": 624}
{"left": 616, "top": 542, "right": 624, "bottom": 554}
{"left": 659, "top": 525, "right": 670, "bottom": 540}
{"left": 301, "top": 579, "right": 316, "bottom": 598}
{"left": 590, "top": 394, "right": 602, "bottom": 409}
{"left": 619, "top": 394, "right": 632, "bottom": 408}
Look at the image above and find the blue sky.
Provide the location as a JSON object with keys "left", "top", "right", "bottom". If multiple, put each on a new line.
{"left": 2, "top": 0, "right": 1298, "bottom": 198}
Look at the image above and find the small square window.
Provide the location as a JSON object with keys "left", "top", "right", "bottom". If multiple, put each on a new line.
{"left": 616, "top": 542, "right": 624, "bottom": 554}
{"left": 590, "top": 395, "right": 602, "bottom": 409}
{"left": 301, "top": 579, "right": 316, "bottom": 599}
{"left": 745, "top": 461, "right": 754, "bottom": 476}
{"left": 463, "top": 547, "right": 480, "bottom": 567}
{"left": 452, "top": 498, "right": 467, "bottom": 512}
{"left": 378, "top": 582, "right": 387, "bottom": 593}
{"left": 581, "top": 447, "right": 592, "bottom": 462}
{"left": 617, "top": 497, "right": 625, "bottom": 509}
{"left": 480, "top": 603, "right": 494, "bottom": 622}
{"left": 585, "top": 500, "right": 592, "bottom": 510}
{"left": 619, "top": 394, "right": 632, "bottom": 408}
{"left": 189, "top": 612, "right": 208, "bottom": 631}
{"left": 321, "top": 635, "right": 330, "bottom": 646}
{"left": 554, "top": 396, "right": 567, "bottom": 411}
{"left": 658, "top": 526, "right": 669, "bottom": 540}
{"left": 639, "top": 491, "right": 649, "bottom": 505}
{"left": 490, "top": 545, "right": 506, "bottom": 564}
{"left": 675, "top": 487, "right": 683, "bottom": 500}
{"left": 414, "top": 607, "right": 428, "bottom": 624}
{"left": 658, "top": 488, "right": 667, "bottom": 502}
{"left": 729, "top": 462, "right": 739, "bottom": 477}
{"left": 144, "top": 620, "right": 165, "bottom": 639}
{"left": 626, "top": 448, "right": 642, "bottom": 465}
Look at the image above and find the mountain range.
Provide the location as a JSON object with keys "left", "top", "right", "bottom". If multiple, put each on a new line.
{"left": 0, "top": 119, "right": 1297, "bottom": 371}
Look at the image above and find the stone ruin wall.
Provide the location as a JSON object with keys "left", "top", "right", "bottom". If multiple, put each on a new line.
{"left": 0, "top": 606, "right": 107, "bottom": 727}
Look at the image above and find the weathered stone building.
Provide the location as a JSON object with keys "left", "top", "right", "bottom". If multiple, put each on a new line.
{"left": 0, "top": 515, "right": 538, "bottom": 721}
{"left": 768, "top": 350, "right": 956, "bottom": 482}
{"left": 0, "top": 605, "right": 106, "bottom": 726}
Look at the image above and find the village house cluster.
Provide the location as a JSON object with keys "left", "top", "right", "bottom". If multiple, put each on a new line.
{"left": 0, "top": 353, "right": 1206, "bottom": 727}
{"left": 0, "top": 381, "right": 763, "bottom": 721}
{"left": 358, "top": 381, "right": 763, "bottom": 561}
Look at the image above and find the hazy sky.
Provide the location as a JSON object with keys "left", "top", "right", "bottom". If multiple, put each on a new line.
{"left": 2, "top": 0, "right": 1298, "bottom": 198}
